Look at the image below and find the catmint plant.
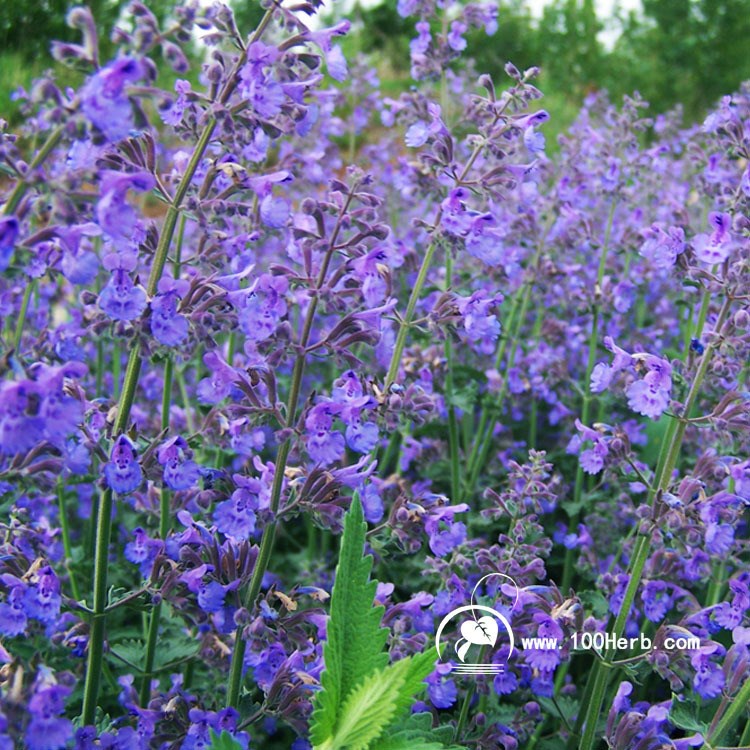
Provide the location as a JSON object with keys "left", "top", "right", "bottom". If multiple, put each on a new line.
{"left": 0, "top": 1, "right": 748, "bottom": 749}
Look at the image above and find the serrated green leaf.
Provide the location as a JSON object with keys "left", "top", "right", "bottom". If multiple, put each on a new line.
{"left": 208, "top": 729, "right": 244, "bottom": 750}
{"left": 381, "top": 711, "right": 468, "bottom": 750}
{"left": 310, "top": 495, "right": 389, "bottom": 745}
{"left": 389, "top": 649, "right": 436, "bottom": 718}
{"left": 538, "top": 695, "right": 579, "bottom": 730}
{"left": 668, "top": 694, "right": 708, "bottom": 734}
{"left": 579, "top": 591, "right": 610, "bottom": 619}
{"left": 323, "top": 657, "right": 410, "bottom": 750}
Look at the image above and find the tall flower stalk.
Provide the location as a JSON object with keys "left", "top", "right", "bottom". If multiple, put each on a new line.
{"left": 81, "top": 9, "right": 275, "bottom": 725}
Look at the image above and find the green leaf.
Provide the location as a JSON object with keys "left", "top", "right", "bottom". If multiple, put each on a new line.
{"left": 578, "top": 591, "right": 610, "bottom": 619}
{"left": 324, "top": 652, "right": 436, "bottom": 750}
{"left": 324, "top": 657, "right": 410, "bottom": 750}
{"left": 208, "top": 730, "right": 244, "bottom": 750}
{"left": 538, "top": 695, "right": 579, "bottom": 730}
{"left": 380, "top": 712, "right": 468, "bottom": 750}
{"left": 310, "top": 495, "right": 389, "bottom": 746}
{"left": 668, "top": 694, "right": 708, "bottom": 734}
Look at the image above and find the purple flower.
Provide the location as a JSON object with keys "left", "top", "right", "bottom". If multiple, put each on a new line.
{"left": 0, "top": 586, "right": 28, "bottom": 636}
{"left": 96, "top": 170, "right": 155, "bottom": 248}
{"left": 359, "top": 483, "right": 384, "bottom": 524}
{"left": 639, "top": 223, "right": 686, "bottom": 269}
{"left": 305, "top": 403, "right": 345, "bottom": 465}
{"left": 151, "top": 278, "right": 189, "bottom": 346}
{"left": 641, "top": 580, "right": 671, "bottom": 622}
{"left": 157, "top": 436, "right": 200, "bottom": 490}
{"left": 214, "top": 480, "right": 263, "bottom": 539}
{"left": 26, "top": 681, "right": 73, "bottom": 750}
{"left": 98, "top": 268, "right": 147, "bottom": 321}
{"left": 80, "top": 57, "right": 144, "bottom": 141}
{"left": 447, "top": 21, "right": 467, "bottom": 51}
{"left": 465, "top": 214, "right": 505, "bottom": 266}
{"left": 690, "top": 650, "right": 725, "bottom": 699}
{"left": 693, "top": 211, "right": 735, "bottom": 264}
{"left": 0, "top": 216, "right": 19, "bottom": 271}
{"left": 238, "top": 274, "right": 288, "bottom": 342}
{"left": 162, "top": 78, "right": 191, "bottom": 125}
{"left": 456, "top": 291, "right": 502, "bottom": 355}
{"left": 104, "top": 435, "right": 143, "bottom": 494}
{"left": 24, "top": 567, "right": 61, "bottom": 624}
{"left": 198, "top": 351, "right": 238, "bottom": 404}
{"left": 424, "top": 503, "right": 469, "bottom": 556}
{"left": 124, "top": 527, "right": 163, "bottom": 577}
{"left": 426, "top": 672, "right": 457, "bottom": 709}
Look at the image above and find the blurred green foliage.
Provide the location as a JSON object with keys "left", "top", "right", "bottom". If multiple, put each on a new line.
{"left": 351, "top": 0, "right": 750, "bottom": 128}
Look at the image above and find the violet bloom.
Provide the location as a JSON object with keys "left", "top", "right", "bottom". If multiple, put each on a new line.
{"left": 424, "top": 503, "right": 469, "bottom": 556}
{"left": 104, "top": 435, "right": 143, "bottom": 494}
{"left": 693, "top": 211, "right": 735, "bottom": 264}
{"left": 161, "top": 78, "right": 191, "bottom": 126}
{"left": 0, "top": 585, "right": 27, "bottom": 636}
{"left": 690, "top": 648, "right": 725, "bottom": 699}
{"left": 80, "top": 57, "right": 144, "bottom": 141}
{"left": 0, "top": 215, "right": 19, "bottom": 271}
{"left": 524, "top": 613, "right": 563, "bottom": 670}
{"left": 98, "top": 252, "right": 147, "bottom": 321}
{"left": 157, "top": 436, "right": 200, "bottom": 490}
{"left": 124, "top": 527, "right": 163, "bottom": 578}
{"left": 639, "top": 223, "right": 686, "bottom": 269}
{"left": 213, "top": 478, "right": 264, "bottom": 539}
{"left": 23, "top": 566, "right": 62, "bottom": 625}
{"left": 447, "top": 21, "right": 467, "bottom": 51}
{"left": 26, "top": 680, "right": 73, "bottom": 750}
{"left": 239, "top": 273, "right": 289, "bottom": 342}
{"left": 305, "top": 403, "right": 345, "bottom": 465}
{"left": 151, "top": 277, "right": 189, "bottom": 347}
{"left": 465, "top": 213, "right": 505, "bottom": 266}
{"left": 457, "top": 291, "right": 502, "bottom": 355}
{"left": 96, "top": 170, "right": 155, "bottom": 248}
{"left": 641, "top": 580, "right": 671, "bottom": 622}
{"left": 410, "top": 21, "right": 431, "bottom": 55}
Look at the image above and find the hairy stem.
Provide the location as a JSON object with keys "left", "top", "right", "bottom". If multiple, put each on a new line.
{"left": 57, "top": 478, "right": 81, "bottom": 602}
{"left": 2, "top": 124, "right": 65, "bottom": 216}
{"left": 561, "top": 199, "right": 617, "bottom": 591}
{"left": 574, "top": 293, "right": 733, "bottom": 750}
{"left": 224, "top": 186, "right": 357, "bottom": 709}
{"left": 444, "top": 245, "right": 461, "bottom": 500}
{"left": 78, "top": 10, "right": 273, "bottom": 716}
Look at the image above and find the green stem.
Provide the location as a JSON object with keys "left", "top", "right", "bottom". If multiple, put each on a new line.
{"left": 707, "top": 673, "right": 750, "bottom": 746}
{"left": 79, "top": 17, "right": 251, "bottom": 714}
{"left": 739, "top": 715, "right": 750, "bottom": 746}
{"left": 444, "top": 246, "right": 460, "bottom": 500}
{"left": 527, "top": 311, "right": 545, "bottom": 450}
{"left": 57, "top": 478, "right": 81, "bottom": 602}
{"left": 384, "top": 238, "right": 440, "bottom": 389}
{"left": 561, "top": 200, "right": 617, "bottom": 591}
{"left": 384, "top": 126, "right": 500, "bottom": 391}
{"left": 224, "top": 186, "right": 357, "bottom": 709}
{"left": 463, "top": 276, "right": 534, "bottom": 497}
{"left": 138, "top": 356, "right": 175, "bottom": 706}
{"left": 2, "top": 125, "right": 64, "bottom": 216}
{"left": 454, "top": 680, "right": 476, "bottom": 742}
{"left": 574, "top": 294, "right": 733, "bottom": 750}
{"left": 12, "top": 279, "right": 35, "bottom": 353}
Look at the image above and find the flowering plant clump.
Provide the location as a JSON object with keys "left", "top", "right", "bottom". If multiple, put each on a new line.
{"left": 0, "top": 1, "right": 748, "bottom": 749}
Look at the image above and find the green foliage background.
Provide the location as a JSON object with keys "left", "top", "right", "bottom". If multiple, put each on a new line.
{"left": 3, "top": 0, "right": 750, "bottom": 134}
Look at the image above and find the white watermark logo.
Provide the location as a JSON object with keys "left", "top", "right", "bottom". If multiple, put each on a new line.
{"left": 434, "top": 573, "right": 518, "bottom": 676}
{"left": 434, "top": 574, "right": 703, "bottom": 678}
